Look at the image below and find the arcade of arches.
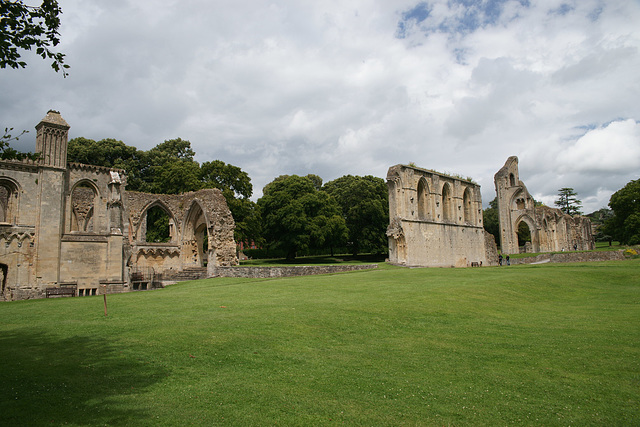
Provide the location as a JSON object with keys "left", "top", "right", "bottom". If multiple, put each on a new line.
{"left": 386, "top": 164, "right": 498, "bottom": 268}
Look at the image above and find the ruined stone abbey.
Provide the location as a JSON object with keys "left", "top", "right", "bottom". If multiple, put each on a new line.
{"left": 494, "top": 156, "right": 593, "bottom": 254}
{"left": 1, "top": 112, "right": 597, "bottom": 300}
{"left": 386, "top": 158, "right": 593, "bottom": 268}
{"left": 386, "top": 164, "right": 498, "bottom": 267}
{"left": 0, "top": 111, "right": 237, "bottom": 301}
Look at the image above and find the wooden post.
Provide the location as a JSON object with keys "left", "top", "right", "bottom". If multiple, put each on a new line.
{"left": 102, "top": 285, "right": 108, "bottom": 316}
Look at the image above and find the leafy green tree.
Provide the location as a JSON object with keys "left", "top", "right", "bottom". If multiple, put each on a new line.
{"left": 200, "top": 160, "right": 252, "bottom": 199}
{"left": 1, "top": 0, "right": 68, "bottom": 75}
{"left": 145, "top": 206, "right": 170, "bottom": 243}
{"left": 200, "top": 159, "right": 261, "bottom": 245}
{"left": 555, "top": 187, "right": 582, "bottom": 215}
{"left": 139, "top": 138, "right": 201, "bottom": 194}
{"left": 305, "top": 174, "right": 323, "bottom": 191}
{"left": 604, "top": 179, "right": 640, "bottom": 245}
{"left": 67, "top": 137, "right": 145, "bottom": 190}
{"left": 483, "top": 197, "right": 500, "bottom": 246}
{"left": 586, "top": 208, "right": 614, "bottom": 244}
{"left": 322, "top": 175, "right": 388, "bottom": 256}
{"left": 517, "top": 222, "right": 532, "bottom": 247}
{"left": 258, "top": 175, "right": 347, "bottom": 260}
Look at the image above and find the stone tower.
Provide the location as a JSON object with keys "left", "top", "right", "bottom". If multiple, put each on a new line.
{"left": 34, "top": 110, "right": 70, "bottom": 287}
{"left": 36, "top": 110, "right": 70, "bottom": 168}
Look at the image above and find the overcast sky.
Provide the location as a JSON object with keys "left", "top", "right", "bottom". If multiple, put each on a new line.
{"left": 2, "top": 0, "right": 639, "bottom": 212}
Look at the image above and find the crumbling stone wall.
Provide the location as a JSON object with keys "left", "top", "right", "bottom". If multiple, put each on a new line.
{"left": 0, "top": 111, "right": 238, "bottom": 301}
{"left": 386, "top": 164, "right": 497, "bottom": 267}
{"left": 494, "top": 156, "right": 594, "bottom": 255}
{"left": 126, "top": 189, "right": 237, "bottom": 278}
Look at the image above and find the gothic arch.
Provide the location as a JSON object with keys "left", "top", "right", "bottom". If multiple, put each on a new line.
{"left": 417, "top": 177, "right": 432, "bottom": 220}
{"left": 463, "top": 186, "right": 474, "bottom": 224}
{"left": 138, "top": 200, "right": 177, "bottom": 243}
{"left": 69, "top": 179, "right": 100, "bottom": 232}
{"left": 441, "top": 182, "right": 453, "bottom": 222}
{"left": 509, "top": 188, "right": 528, "bottom": 211}
{"left": 181, "top": 200, "right": 210, "bottom": 267}
{"left": 514, "top": 214, "right": 538, "bottom": 253}
{"left": 0, "top": 177, "right": 21, "bottom": 224}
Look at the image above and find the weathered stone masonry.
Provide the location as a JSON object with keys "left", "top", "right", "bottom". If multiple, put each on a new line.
{"left": 0, "top": 111, "right": 237, "bottom": 301}
{"left": 386, "top": 164, "right": 497, "bottom": 267}
{"left": 494, "top": 156, "right": 593, "bottom": 254}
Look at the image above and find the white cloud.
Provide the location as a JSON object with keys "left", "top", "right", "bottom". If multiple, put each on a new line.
{"left": 1, "top": 0, "right": 639, "bottom": 211}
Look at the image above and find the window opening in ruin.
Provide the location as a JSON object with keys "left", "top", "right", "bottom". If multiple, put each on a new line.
{"left": 517, "top": 221, "right": 532, "bottom": 248}
{"left": 146, "top": 206, "right": 171, "bottom": 243}
{"left": 442, "top": 183, "right": 452, "bottom": 222}
{"left": 71, "top": 183, "right": 96, "bottom": 232}
{"left": 463, "top": 187, "right": 472, "bottom": 224}
{"left": 509, "top": 173, "right": 516, "bottom": 187}
{"left": 417, "top": 179, "right": 430, "bottom": 220}
{"left": 196, "top": 224, "right": 209, "bottom": 267}
{"left": 0, "top": 182, "right": 17, "bottom": 223}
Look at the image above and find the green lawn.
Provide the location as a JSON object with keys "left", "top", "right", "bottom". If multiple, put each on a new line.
{"left": 1, "top": 260, "right": 639, "bottom": 426}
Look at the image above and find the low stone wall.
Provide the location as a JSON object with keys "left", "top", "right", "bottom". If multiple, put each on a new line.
{"left": 509, "top": 250, "right": 625, "bottom": 265}
{"left": 212, "top": 264, "right": 378, "bottom": 278}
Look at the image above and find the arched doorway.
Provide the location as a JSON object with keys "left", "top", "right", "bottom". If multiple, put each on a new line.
{"left": 517, "top": 220, "right": 532, "bottom": 252}
{"left": 183, "top": 201, "right": 209, "bottom": 267}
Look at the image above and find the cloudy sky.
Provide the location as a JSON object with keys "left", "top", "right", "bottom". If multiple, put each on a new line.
{"left": 2, "top": 0, "right": 639, "bottom": 212}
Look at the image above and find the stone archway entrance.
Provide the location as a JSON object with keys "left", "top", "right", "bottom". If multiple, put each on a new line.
{"left": 517, "top": 221, "right": 532, "bottom": 252}
{"left": 514, "top": 215, "right": 537, "bottom": 253}
{"left": 182, "top": 201, "right": 209, "bottom": 267}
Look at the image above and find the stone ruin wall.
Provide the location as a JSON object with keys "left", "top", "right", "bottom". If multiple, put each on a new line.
{"left": 386, "top": 164, "right": 497, "bottom": 267}
{"left": 127, "top": 189, "right": 237, "bottom": 279}
{"left": 494, "top": 156, "right": 594, "bottom": 254}
{"left": 0, "top": 111, "right": 238, "bottom": 301}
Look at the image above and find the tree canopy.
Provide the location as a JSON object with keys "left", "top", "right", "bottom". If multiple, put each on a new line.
{"left": 258, "top": 175, "right": 347, "bottom": 260}
{"left": 554, "top": 187, "right": 582, "bottom": 215}
{"left": 1, "top": 0, "right": 68, "bottom": 75}
{"left": 322, "top": 175, "right": 389, "bottom": 256}
{"left": 604, "top": 179, "right": 640, "bottom": 245}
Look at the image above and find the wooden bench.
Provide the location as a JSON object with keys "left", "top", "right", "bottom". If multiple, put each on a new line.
{"left": 46, "top": 286, "right": 77, "bottom": 298}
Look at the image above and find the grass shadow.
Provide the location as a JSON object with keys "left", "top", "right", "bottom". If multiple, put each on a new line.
{"left": 0, "top": 329, "right": 166, "bottom": 425}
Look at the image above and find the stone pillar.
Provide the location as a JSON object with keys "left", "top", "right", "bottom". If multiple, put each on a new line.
{"left": 33, "top": 111, "right": 69, "bottom": 289}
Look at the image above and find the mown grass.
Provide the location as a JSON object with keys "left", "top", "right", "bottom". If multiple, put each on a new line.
{"left": 239, "top": 253, "right": 387, "bottom": 266}
{"left": 1, "top": 260, "right": 639, "bottom": 426}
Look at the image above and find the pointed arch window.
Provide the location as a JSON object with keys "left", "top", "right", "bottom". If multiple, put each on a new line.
{"left": 0, "top": 180, "right": 19, "bottom": 224}
{"left": 442, "top": 183, "right": 453, "bottom": 222}
{"left": 463, "top": 187, "right": 473, "bottom": 224}
{"left": 417, "top": 178, "right": 431, "bottom": 220}
{"left": 71, "top": 182, "right": 98, "bottom": 232}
